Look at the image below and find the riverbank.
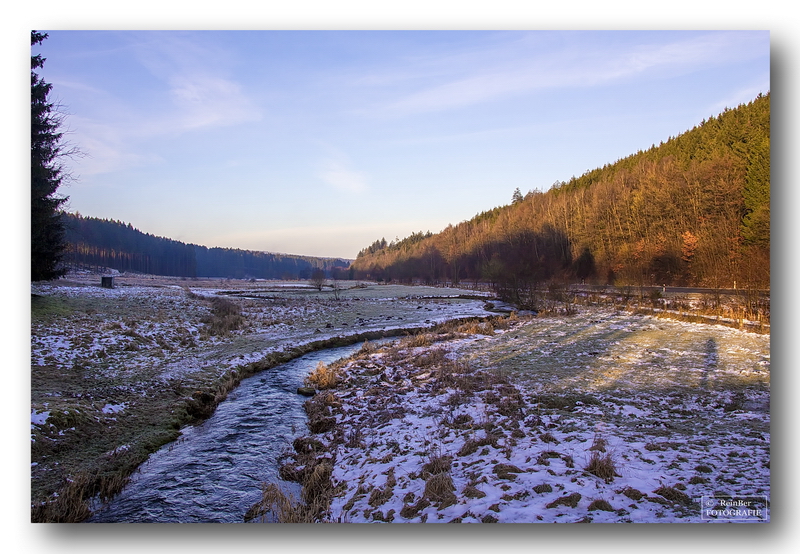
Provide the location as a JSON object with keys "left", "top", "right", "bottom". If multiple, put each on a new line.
{"left": 259, "top": 308, "right": 770, "bottom": 523}
{"left": 30, "top": 275, "right": 493, "bottom": 522}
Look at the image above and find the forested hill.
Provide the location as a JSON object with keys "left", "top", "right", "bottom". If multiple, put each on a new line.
{"left": 351, "top": 93, "right": 770, "bottom": 294}
{"left": 62, "top": 213, "right": 351, "bottom": 279}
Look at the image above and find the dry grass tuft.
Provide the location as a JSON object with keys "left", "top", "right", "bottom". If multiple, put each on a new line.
{"left": 415, "top": 348, "right": 447, "bottom": 369}
{"left": 533, "top": 483, "right": 553, "bottom": 494}
{"left": 302, "top": 461, "right": 334, "bottom": 506}
{"left": 463, "top": 484, "right": 486, "bottom": 498}
{"left": 402, "top": 333, "right": 433, "bottom": 348}
{"left": 368, "top": 468, "right": 397, "bottom": 508}
{"left": 589, "top": 435, "right": 607, "bottom": 452}
{"left": 540, "top": 432, "right": 560, "bottom": 444}
{"left": 457, "top": 321, "right": 495, "bottom": 336}
{"left": 587, "top": 499, "right": 615, "bottom": 512}
{"left": 304, "top": 392, "right": 340, "bottom": 434}
{"left": 357, "top": 340, "right": 378, "bottom": 357}
{"left": 245, "top": 483, "right": 317, "bottom": 523}
{"left": 30, "top": 473, "right": 93, "bottom": 523}
{"left": 305, "top": 361, "right": 339, "bottom": 390}
{"left": 457, "top": 434, "right": 496, "bottom": 456}
{"left": 495, "top": 391, "right": 525, "bottom": 418}
{"left": 423, "top": 471, "right": 457, "bottom": 508}
{"left": 422, "top": 454, "right": 452, "bottom": 477}
{"left": 619, "top": 487, "right": 645, "bottom": 501}
{"left": 444, "top": 413, "right": 474, "bottom": 430}
{"left": 400, "top": 497, "right": 431, "bottom": 519}
{"left": 345, "top": 426, "right": 365, "bottom": 448}
{"left": 546, "top": 492, "right": 582, "bottom": 509}
{"left": 585, "top": 451, "right": 620, "bottom": 483}
{"left": 292, "top": 436, "right": 326, "bottom": 455}
{"left": 653, "top": 485, "right": 692, "bottom": 506}
{"left": 492, "top": 463, "right": 524, "bottom": 480}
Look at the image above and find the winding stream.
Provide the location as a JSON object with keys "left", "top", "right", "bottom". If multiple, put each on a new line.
{"left": 88, "top": 343, "right": 374, "bottom": 523}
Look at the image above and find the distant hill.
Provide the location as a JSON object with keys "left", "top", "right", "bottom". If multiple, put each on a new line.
{"left": 62, "top": 213, "right": 351, "bottom": 279}
{"left": 351, "top": 93, "right": 770, "bottom": 297}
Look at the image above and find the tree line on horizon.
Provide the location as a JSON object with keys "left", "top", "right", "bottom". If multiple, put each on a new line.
{"left": 62, "top": 213, "right": 351, "bottom": 280}
{"left": 351, "top": 93, "right": 770, "bottom": 303}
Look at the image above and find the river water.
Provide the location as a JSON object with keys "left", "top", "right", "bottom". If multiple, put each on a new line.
{"left": 88, "top": 343, "right": 372, "bottom": 523}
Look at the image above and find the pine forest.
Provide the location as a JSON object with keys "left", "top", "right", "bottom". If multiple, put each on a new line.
{"left": 350, "top": 93, "right": 770, "bottom": 300}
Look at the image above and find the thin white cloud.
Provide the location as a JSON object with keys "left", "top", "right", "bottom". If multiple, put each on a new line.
{"left": 319, "top": 159, "right": 369, "bottom": 194}
{"left": 128, "top": 33, "right": 262, "bottom": 133}
{"left": 63, "top": 117, "right": 164, "bottom": 177}
{"left": 365, "top": 31, "right": 768, "bottom": 117}
{"left": 59, "top": 32, "right": 263, "bottom": 176}
{"left": 49, "top": 78, "right": 107, "bottom": 96}
{"left": 168, "top": 73, "right": 260, "bottom": 130}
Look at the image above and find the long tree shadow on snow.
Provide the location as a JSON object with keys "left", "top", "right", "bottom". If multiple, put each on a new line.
{"left": 700, "top": 337, "right": 718, "bottom": 390}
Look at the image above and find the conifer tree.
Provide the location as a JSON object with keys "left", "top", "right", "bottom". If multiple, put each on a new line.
{"left": 31, "top": 31, "right": 69, "bottom": 281}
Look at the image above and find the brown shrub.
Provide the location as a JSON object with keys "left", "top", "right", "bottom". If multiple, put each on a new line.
{"left": 203, "top": 296, "right": 245, "bottom": 336}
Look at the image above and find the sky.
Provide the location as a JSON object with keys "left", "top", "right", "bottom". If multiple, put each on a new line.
{"left": 32, "top": 30, "right": 770, "bottom": 260}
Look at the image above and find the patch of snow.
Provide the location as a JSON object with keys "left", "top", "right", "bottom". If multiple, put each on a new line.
{"left": 31, "top": 409, "right": 49, "bottom": 426}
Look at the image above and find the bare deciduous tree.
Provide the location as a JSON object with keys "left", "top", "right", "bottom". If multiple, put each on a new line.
{"left": 310, "top": 268, "right": 326, "bottom": 291}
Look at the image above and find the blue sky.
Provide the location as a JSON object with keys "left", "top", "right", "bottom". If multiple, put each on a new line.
{"left": 33, "top": 30, "right": 770, "bottom": 259}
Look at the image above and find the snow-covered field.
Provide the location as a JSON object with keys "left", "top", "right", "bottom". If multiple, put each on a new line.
{"left": 277, "top": 309, "right": 770, "bottom": 523}
{"left": 31, "top": 275, "right": 769, "bottom": 524}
